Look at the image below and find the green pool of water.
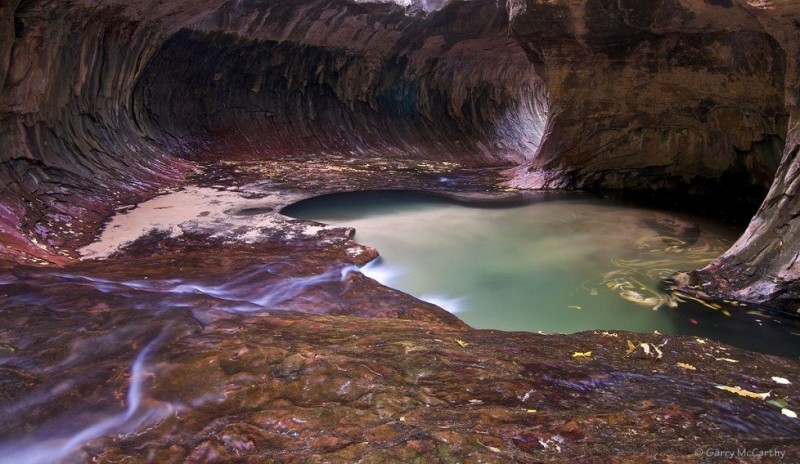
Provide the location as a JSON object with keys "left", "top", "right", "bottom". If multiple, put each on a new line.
{"left": 283, "top": 190, "right": 800, "bottom": 358}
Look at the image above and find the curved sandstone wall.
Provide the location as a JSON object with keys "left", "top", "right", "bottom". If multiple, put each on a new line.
{"left": 0, "top": 0, "right": 798, "bottom": 307}
{"left": 135, "top": 0, "right": 547, "bottom": 165}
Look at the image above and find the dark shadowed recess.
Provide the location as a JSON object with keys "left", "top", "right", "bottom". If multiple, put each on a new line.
{"left": 133, "top": 3, "right": 549, "bottom": 166}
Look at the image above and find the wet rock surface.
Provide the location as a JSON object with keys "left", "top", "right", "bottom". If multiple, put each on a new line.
{"left": 91, "top": 319, "right": 800, "bottom": 462}
{"left": 0, "top": 162, "right": 799, "bottom": 461}
{"left": 3, "top": 273, "right": 800, "bottom": 462}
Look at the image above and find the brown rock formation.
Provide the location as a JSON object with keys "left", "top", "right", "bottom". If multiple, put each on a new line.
{"left": 506, "top": 0, "right": 788, "bottom": 197}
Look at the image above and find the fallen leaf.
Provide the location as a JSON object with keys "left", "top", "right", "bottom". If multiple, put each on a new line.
{"left": 772, "top": 376, "right": 791, "bottom": 385}
{"left": 695, "top": 338, "right": 707, "bottom": 344}
{"left": 676, "top": 362, "right": 696, "bottom": 370}
{"left": 767, "top": 398, "right": 789, "bottom": 408}
{"left": 653, "top": 330, "right": 661, "bottom": 335}
{"left": 715, "top": 385, "right": 770, "bottom": 400}
{"left": 713, "top": 357, "right": 739, "bottom": 363}
{"left": 525, "top": 409, "right": 537, "bottom": 413}
{"left": 625, "top": 340, "right": 665, "bottom": 360}
{"left": 626, "top": 340, "right": 637, "bottom": 355}
{"left": 601, "top": 331, "right": 618, "bottom": 338}
{"left": 782, "top": 408, "right": 798, "bottom": 419}
{"left": 652, "top": 343, "right": 664, "bottom": 359}
{"left": 572, "top": 351, "right": 592, "bottom": 358}
{"left": 456, "top": 339, "right": 468, "bottom": 348}
{"left": 641, "top": 343, "right": 651, "bottom": 356}
{"left": 469, "top": 399, "right": 483, "bottom": 404}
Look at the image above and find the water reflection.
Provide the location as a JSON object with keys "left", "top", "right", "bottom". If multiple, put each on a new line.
{"left": 282, "top": 190, "right": 800, "bottom": 358}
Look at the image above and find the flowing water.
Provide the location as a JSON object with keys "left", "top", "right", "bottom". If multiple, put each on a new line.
{"left": 282, "top": 190, "right": 800, "bottom": 358}
{"left": 2, "top": 187, "right": 800, "bottom": 461}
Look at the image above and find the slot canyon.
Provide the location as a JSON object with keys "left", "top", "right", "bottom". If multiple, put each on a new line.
{"left": 1, "top": 0, "right": 800, "bottom": 461}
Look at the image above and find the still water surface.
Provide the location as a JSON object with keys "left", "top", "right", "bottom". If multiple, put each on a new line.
{"left": 283, "top": 190, "right": 800, "bottom": 359}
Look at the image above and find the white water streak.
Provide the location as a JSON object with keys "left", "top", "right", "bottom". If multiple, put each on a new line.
{"left": 0, "top": 330, "right": 176, "bottom": 464}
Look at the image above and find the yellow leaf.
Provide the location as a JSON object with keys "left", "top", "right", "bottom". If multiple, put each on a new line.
{"left": 715, "top": 385, "right": 770, "bottom": 400}
{"left": 625, "top": 341, "right": 664, "bottom": 359}
{"left": 568, "top": 305, "right": 582, "bottom": 310}
{"left": 695, "top": 338, "right": 707, "bottom": 344}
{"left": 713, "top": 357, "right": 739, "bottom": 363}
{"left": 525, "top": 409, "right": 537, "bottom": 413}
{"left": 572, "top": 351, "right": 592, "bottom": 358}
{"left": 626, "top": 340, "right": 637, "bottom": 355}
{"left": 456, "top": 339, "right": 468, "bottom": 348}
{"left": 677, "top": 362, "right": 696, "bottom": 370}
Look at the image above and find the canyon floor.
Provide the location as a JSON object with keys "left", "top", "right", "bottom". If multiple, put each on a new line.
{"left": 1, "top": 157, "right": 799, "bottom": 463}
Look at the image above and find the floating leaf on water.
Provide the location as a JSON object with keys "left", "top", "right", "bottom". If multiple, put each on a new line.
{"left": 568, "top": 305, "right": 582, "bottom": 310}
{"left": 772, "top": 376, "right": 791, "bottom": 385}
{"left": 715, "top": 385, "right": 770, "bottom": 400}
{"left": 678, "top": 293, "right": 722, "bottom": 310}
{"left": 677, "top": 362, "right": 696, "bottom": 370}
{"left": 713, "top": 357, "right": 739, "bottom": 363}
{"left": 456, "top": 339, "right": 469, "bottom": 348}
{"left": 782, "top": 408, "right": 798, "bottom": 419}
{"left": 721, "top": 310, "right": 731, "bottom": 317}
{"left": 572, "top": 351, "right": 592, "bottom": 358}
{"left": 767, "top": 399, "right": 790, "bottom": 409}
{"left": 590, "top": 288, "right": 598, "bottom": 296}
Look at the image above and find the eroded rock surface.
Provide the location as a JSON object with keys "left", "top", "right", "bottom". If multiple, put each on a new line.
{"left": 2, "top": 235, "right": 800, "bottom": 462}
